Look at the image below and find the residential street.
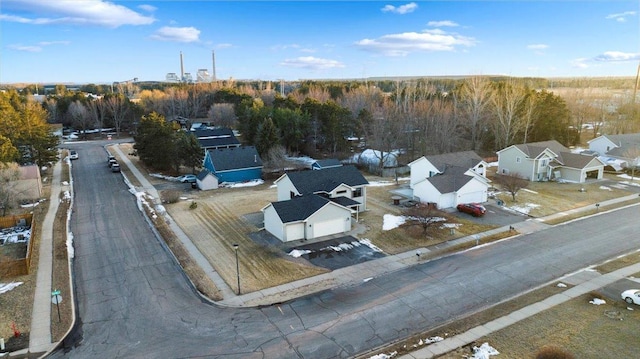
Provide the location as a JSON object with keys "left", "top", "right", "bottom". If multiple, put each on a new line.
{"left": 50, "top": 141, "right": 640, "bottom": 359}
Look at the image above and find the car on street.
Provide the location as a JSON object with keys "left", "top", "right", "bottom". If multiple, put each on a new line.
{"left": 177, "top": 174, "right": 197, "bottom": 183}
{"left": 107, "top": 155, "right": 115, "bottom": 163}
{"left": 69, "top": 150, "right": 78, "bottom": 160}
{"left": 108, "top": 158, "right": 117, "bottom": 168}
{"left": 111, "top": 163, "right": 121, "bottom": 172}
{"left": 621, "top": 289, "right": 640, "bottom": 305}
{"left": 457, "top": 203, "right": 487, "bottom": 217}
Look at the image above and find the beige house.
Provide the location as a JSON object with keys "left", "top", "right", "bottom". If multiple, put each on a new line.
{"left": 262, "top": 195, "right": 353, "bottom": 242}
{"left": 497, "top": 140, "right": 604, "bottom": 183}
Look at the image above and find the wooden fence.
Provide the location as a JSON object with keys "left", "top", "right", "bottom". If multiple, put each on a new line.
{"left": 0, "top": 213, "right": 34, "bottom": 277}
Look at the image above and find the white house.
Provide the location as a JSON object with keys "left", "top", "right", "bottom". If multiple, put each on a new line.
{"left": 588, "top": 133, "right": 640, "bottom": 169}
{"left": 262, "top": 195, "right": 353, "bottom": 242}
{"left": 408, "top": 151, "right": 489, "bottom": 209}
{"left": 497, "top": 140, "right": 604, "bottom": 183}
{"left": 196, "top": 169, "right": 218, "bottom": 190}
{"left": 274, "top": 165, "right": 369, "bottom": 212}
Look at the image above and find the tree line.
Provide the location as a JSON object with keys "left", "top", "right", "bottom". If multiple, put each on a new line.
{"left": 4, "top": 76, "right": 639, "bottom": 169}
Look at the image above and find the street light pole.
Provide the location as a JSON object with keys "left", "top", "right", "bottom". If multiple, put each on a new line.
{"left": 233, "top": 244, "right": 240, "bottom": 295}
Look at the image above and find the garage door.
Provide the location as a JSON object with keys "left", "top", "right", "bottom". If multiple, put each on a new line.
{"left": 312, "top": 218, "right": 345, "bottom": 239}
{"left": 458, "top": 191, "right": 486, "bottom": 205}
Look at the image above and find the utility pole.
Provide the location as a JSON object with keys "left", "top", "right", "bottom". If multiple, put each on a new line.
{"left": 633, "top": 61, "right": 640, "bottom": 104}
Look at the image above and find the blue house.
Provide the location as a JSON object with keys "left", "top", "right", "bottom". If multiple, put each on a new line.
{"left": 203, "top": 146, "right": 263, "bottom": 183}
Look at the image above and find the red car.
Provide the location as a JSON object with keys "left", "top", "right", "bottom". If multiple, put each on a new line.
{"left": 457, "top": 203, "right": 486, "bottom": 217}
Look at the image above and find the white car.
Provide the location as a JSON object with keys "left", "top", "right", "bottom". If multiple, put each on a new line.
{"left": 621, "top": 289, "right": 640, "bottom": 305}
{"left": 177, "top": 174, "right": 197, "bottom": 183}
{"left": 69, "top": 150, "right": 78, "bottom": 160}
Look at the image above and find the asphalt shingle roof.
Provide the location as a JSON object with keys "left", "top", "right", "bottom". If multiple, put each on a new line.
{"left": 270, "top": 195, "right": 332, "bottom": 223}
{"left": 514, "top": 140, "right": 570, "bottom": 158}
{"left": 426, "top": 166, "right": 473, "bottom": 193}
{"left": 424, "top": 151, "right": 483, "bottom": 172}
{"left": 207, "top": 146, "right": 263, "bottom": 172}
{"left": 313, "top": 159, "right": 342, "bottom": 168}
{"left": 193, "top": 128, "right": 240, "bottom": 148}
{"left": 602, "top": 134, "right": 640, "bottom": 157}
{"left": 286, "top": 165, "right": 369, "bottom": 195}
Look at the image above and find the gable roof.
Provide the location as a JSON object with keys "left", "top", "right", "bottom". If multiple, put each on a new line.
{"left": 513, "top": 140, "right": 569, "bottom": 159}
{"left": 207, "top": 146, "right": 263, "bottom": 172}
{"left": 313, "top": 159, "right": 342, "bottom": 169}
{"left": 423, "top": 151, "right": 484, "bottom": 173}
{"left": 196, "top": 169, "right": 216, "bottom": 180}
{"left": 600, "top": 134, "right": 640, "bottom": 157}
{"left": 425, "top": 166, "right": 474, "bottom": 193}
{"left": 193, "top": 128, "right": 240, "bottom": 148}
{"left": 285, "top": 165, "right": 369, "bottom": 195}
{"left": 269, "top": 195, "right": 339, "bottom": 223}
{"left": 551, "top": 152, "right": 604, "bottom": 169}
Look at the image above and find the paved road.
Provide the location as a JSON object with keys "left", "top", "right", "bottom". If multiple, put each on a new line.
{"left": 51, "top": 142, "right": 640, "bottom": 358}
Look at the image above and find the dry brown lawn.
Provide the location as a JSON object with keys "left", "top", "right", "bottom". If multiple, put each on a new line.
{"left": 491, "top": 176, "right": 634, "bottom": 218}
{"left": 437, "top": 293, "right": 640, "bottom": 359}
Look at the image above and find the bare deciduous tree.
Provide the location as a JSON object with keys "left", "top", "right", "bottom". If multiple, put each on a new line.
{"left": 490, "top": 80, "right": 528, "bottom": 149}
{"left": 105, "top": 94, "right": 130, "bottom": 136}
{"left": 68, "top": 100, "right": 92, "bottom": 139}
{"left": 456, "top": 76, "right": 492, "bottom": 151}
{"left": 402, "top": 204, "right": 448, "bottom": 235}
{"left": 207, "top": 103, "right": 237, "bottom": 128}
{"left": 494, "top": 172, "right": 529, "bottom": 201}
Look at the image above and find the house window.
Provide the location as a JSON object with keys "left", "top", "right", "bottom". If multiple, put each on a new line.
{"left": 541, "top": 159, "right": 548, "bottom": 166}
{"left": 336, "top": 190, "right": 347, "bottom": 195}
{"left": 516, "top": 157, "right": 521, "bottom": 163}
{"left": 353, "top": 188, "right": 362, "bottom": 197}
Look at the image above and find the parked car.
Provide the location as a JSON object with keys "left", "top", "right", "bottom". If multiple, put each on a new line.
{"left": 621, "top": 289, "right": 640, "bottom": 305}
{"left": 107, "top": 155, "right": 115, "bottom": 163}
{"left": 111, "top": 163, "right": 121, "bottom": 172}
{"left": 456, "top": 203, "right": 487, "bottom": 217}
{"left": 108, "top": 158, "right": 117, "bottom": 167}
{"left": 69, "top": 150, "right": 78, "bottom": 160}
{"left": 177, "top": 174, "right": 197, "bottom": 183}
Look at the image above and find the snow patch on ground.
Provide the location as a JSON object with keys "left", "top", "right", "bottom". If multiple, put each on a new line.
{"left": 522, "top": 188, "right": 538, "bottom": 194}
{"left": 557, "top": 282, "right": 567, "bottom": 288}
{"left": 471, "top": 342, "right": 499, "bottom": 358}
{"left": 589, "top": 298, "right": 606, "bottom": 305}
{"left": 287, "top": 238, "right": 383, "bottom": 259}
{"left": 288, "top": 249, "right": 312, "bottom": 258}
{"left": 0, "top": 282, "right": 23, "bottom": 295}
{"left": 599, "top": 186, "right": 612, "bottom": 191}
{"left": 383, "top": 214, "right": 406, "bottom": 230}
{"left": 507, "top": 203, "right": 539, "bottom": 214}
{"left": 368, "top": 180, "right": 396, "bottom": 187}
{"left": 221, "top": 179, "right": 264, "bottom": 188}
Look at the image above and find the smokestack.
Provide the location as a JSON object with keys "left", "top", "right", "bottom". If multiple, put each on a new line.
{"left": 211, "top": 50, "right": 217, "bottom": 81}
{"left": 180, "top": 51, "right": 184, "bottom": 81}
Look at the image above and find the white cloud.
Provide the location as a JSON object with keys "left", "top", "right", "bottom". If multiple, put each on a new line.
{"left": 381, "top": 2, "right": 418, "bottom": 15}
{"left": 216, "top": 43, "right": 233, "bottom": 49}
{"left": 138, "top": 4, "right": 157, "bottom": 13}
{"left": 0, "top": 0, "right": 155, "bottom": 27}
{"left": 280, "top": 56, "right": 345, "bottom": 70}
{"left": 7, "top": 40, "right": 70, "bottom": 52}
{"left": 151, "top": 26, "right": 200, "bottom": 42}
{"left": 606, "top": 11, "right": 636, "bottom": 22}
{"left": 8, "top": 44, "right": 43, "bottom": 52}
{"left": 355, "top": 29, "right": 476, "bottom": 56}
{"left": 427, "top": 20, "right": 459, "bottom": 27}
{"left": 571, "top": 58, "right": 589, "bottom": 69}
{"left": 592, "top": 51, "right": 640, "bottom": 62}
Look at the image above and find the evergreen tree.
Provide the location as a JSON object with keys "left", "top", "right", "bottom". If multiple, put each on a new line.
{"left": 255, "top": 117, "right": 280, "bottom": 156}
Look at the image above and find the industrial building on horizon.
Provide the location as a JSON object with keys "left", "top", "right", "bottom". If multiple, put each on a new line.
{"left": 166, "top": 50, "right": 217, "bottom": 83}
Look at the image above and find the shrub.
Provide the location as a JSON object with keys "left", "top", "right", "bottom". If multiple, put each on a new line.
{"left": 189, "top": 201, "right": 197, "bottom": 210}
{"left": 535, "top": 345, "right": 575, "bottom": 359}
{"left": 161, "top": 190, "right": 181, "bottom": 204}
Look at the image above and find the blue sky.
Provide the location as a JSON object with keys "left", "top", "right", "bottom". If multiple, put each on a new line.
{"left": 1, "top": 1, "right": 639, "bottom": 84}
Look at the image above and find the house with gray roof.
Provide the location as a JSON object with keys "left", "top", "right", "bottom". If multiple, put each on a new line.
{"left": 274, "top": 165, "right": 369, "bottom": 212}
{"left": 262, "top": 195, "right": 354, "bottom": 242}
{"left": 203, "top": 146, "right": 263, "bottom": 183}
{"left": 408, "top": 151, "right": 489, "bottom": 209}
{"left": 588, "top": 133, "right": 640, "bottom": 169}
{"left": 497, "top": 140, "right": 604, "bottom": 183}
{"left": 311, "top": 159, "right": 342, "bottom": 170}
{"left": 192, "top": 128, "right": 240, "bottom": 153}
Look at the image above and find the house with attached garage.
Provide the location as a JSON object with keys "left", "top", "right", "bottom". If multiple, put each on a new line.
{"left": 497, "top": 140, "right": 605, "bottom": 183}
{"left": 203, "top": 146, "right": 263, "bottom": 183}
{"left": 587, "top": 133, "right": 640, "bottom": 170}
{"left": 262, "top": 195, "right": 354, "bottom": 242}
{"left": 408, "top": 151, "right": 490, "bottom": 209}
{"left": 274, "top": 165, "right": 369, "bottom": 212}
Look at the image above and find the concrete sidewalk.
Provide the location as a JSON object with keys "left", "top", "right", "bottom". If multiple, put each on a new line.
{"left": 28, "top": 156, "right": 64, "bottom": 355}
